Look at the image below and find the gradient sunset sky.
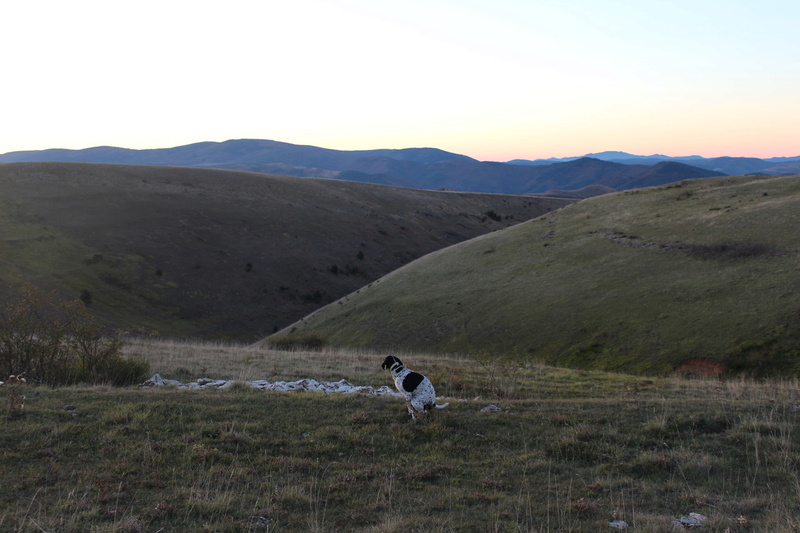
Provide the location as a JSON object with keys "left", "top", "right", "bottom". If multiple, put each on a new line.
{"left": 2, "top": 0, "right": 798, "bottom": 161}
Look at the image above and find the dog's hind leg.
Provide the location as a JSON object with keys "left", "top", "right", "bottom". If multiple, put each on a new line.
{"left": 409, "top": 399, "right": 430, "bottom": 420}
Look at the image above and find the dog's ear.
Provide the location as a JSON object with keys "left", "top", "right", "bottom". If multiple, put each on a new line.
{"left": 381, "top": 356, "right": 401, "bottom": 370}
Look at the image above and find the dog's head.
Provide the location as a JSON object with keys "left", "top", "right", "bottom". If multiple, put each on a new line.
{"left": 381, "top": 356, "right": 403, "bottom": 371}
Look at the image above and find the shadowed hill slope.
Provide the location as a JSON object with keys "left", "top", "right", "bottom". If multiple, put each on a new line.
{"left": 271, "top": 174, "right": 800, "bottom": 376}
{"left": 0, "top": 162, "right": 571, "bottom": 340}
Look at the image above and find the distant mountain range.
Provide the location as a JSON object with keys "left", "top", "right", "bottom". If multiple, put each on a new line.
{"left": 509, "top": 150, "right": 800, "bottom": 176}
{"left": 2, "top": 140, "right": 797, "bottom": 194}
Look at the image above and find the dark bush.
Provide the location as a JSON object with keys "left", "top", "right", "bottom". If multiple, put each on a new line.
{"left": 681, "top": 242, "right": 780, "bottom": 260}
{"left": 102, "top": 355, "right": 151, "bottom": 386}
{"left": 302, "top": 290, "right": 324, "bottom": 303}
{"left": 484, "top": 210, "right": 502, "bottom": 222}
{"left": 0, "top": 286, "right": 147, "bottom": 386}
{"left": 268, "top": 334, "right": 328, "bottom": 351}
{"left": 79, "top": 289, "right": 93, "bottom": 306}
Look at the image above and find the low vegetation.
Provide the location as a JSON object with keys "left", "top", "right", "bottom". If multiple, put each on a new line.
{"left": 0, "top": 286, "right": 148, "bottom": 387}
{"left": 2, "top": 339, "right": 800, "bottom": 531}
{"left": 267, "top": 334, "right": 329, "bottom": 352}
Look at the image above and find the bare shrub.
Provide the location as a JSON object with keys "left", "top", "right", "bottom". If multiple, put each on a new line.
{"left": 268, "top": 333, "right": 329, "bottom": 351}
{"left": 474, "top": 352, "right": 525, "bottom": 399}
{"left": 0, "top": 286, "right": 148, "bottom": 386}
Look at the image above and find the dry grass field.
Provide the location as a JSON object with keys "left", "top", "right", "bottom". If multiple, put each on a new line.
{"left": 3, "top": 338, "right": 800, "bottom": 532}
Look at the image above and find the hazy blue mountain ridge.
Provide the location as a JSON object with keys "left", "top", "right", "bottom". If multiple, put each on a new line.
{"left": 509, "top": 151, "right": 800, "bottom": 176}
{"left": 3, "top": 139, "right": 793, "bottom": 194}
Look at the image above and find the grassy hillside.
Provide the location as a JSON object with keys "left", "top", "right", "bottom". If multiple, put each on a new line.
{"left": 272, "top": 174, "right": 800, "bottom": 376}
{"left": 0, "top": 162, "right": 571, "bottom": 341}
{"left": 3, "top": 340, "right": 800, "bottom": 531}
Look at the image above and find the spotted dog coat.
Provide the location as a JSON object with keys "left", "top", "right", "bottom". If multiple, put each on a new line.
{"left": 381, "top": 356, "right": 448, "bottom": 420}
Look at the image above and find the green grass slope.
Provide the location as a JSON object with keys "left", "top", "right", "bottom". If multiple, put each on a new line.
{"left": 272, "top": 174, "right": 800, "bottom": 376}
{"left": 0, "top": 162, "right": 571, "bottom": 341}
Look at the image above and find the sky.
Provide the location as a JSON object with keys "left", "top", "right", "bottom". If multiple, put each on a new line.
{"left": 1, "top": 0, "right": 798, "bottom": 161}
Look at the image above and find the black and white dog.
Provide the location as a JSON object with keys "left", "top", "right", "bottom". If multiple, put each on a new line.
{"left": 381, "top": 356, "right": 448, "bottom": 420}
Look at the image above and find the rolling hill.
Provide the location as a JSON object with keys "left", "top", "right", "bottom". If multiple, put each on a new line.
{"left": 0, "top": 139, "right": 727, "bottom": 194}
{"left": 0, "top": 162, "right": 571, "bottom": 340}
{"left": 0, "top": 139, "right": 475, "bottom": 168}
{"left": 269, "top": 173, "right": 800, "bottom": 377}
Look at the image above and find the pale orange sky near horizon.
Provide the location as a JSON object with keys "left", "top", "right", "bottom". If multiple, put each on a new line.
{"left": 1, "top": 0, "right": 798, "bottom": 161}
